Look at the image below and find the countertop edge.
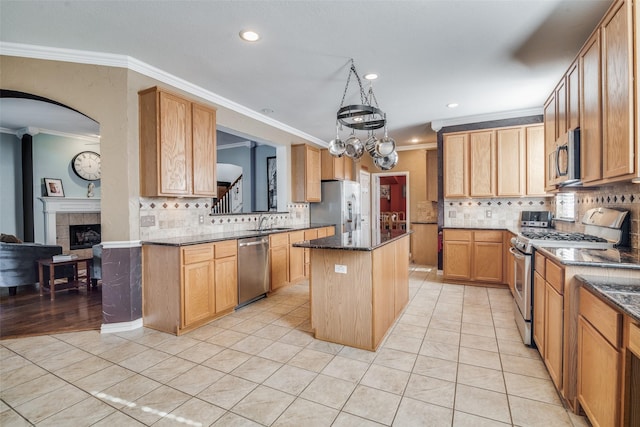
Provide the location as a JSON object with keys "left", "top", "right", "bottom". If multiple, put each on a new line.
{"left": 142, "top": 224, "right": 335, "bottom": 246}
{"left": 576, "top": 274, "right": 640, "bottom": 323}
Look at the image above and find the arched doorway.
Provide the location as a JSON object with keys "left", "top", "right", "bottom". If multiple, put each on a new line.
{"left": 0, "top": 90, "right": 103, "bottom": 339}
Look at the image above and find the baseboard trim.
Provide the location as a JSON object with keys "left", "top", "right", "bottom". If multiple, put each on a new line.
{"left": 100, "top": 318, "right": 143, "bottom": 334}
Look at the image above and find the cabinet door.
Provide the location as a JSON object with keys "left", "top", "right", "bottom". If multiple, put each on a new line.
{"left": 566, "top": 60, "right": 580, "bottom": 131}
{"left": 426, "top": 150, "right": 438, "bottom": 202}
{"left": 394, "top": 236, "right": 410, "bottom": 316}
{"left": 580, "top": 31, "right": 603, "bottom": 183}
{"left": 545, "top": 283, "right": 563, "bottom": 390}
{"left": 578, "top": 317, "right": 620, "bottom": 427}
{"left": 526, "top": 126, "right": 546, "bottom": 196}
{"left": 321, "top": 149, "right": 344, "bottom": 180}
{"left": 411, "top": 223, "right": 438, "bottom": 266}
{"left": 533, "top": 272, "right": 545, "bottom": 352}
{"left": 543, "top": 94, "right": 557, "bottom": 191}
{"left": 496, "top": 127, "right": 525, "bottom": 196}
{"left": 183, "top": 260, "right": 214, "bottom": 327}
{"left": 270, "top": 245, "right": 289, "bottom": 290}
{"left": 289, "top": 231, "right": 306, "bottom": 283}
{"left": 472, "top": 242, "right": 503, "bottom": 283}
{"left": 214, "top": 256, "right": 237, "bottom": 313}
{"left": 443, "top": 240, "right": 471, "bottom": 280}
{"left": 344, "top": 157, "right": 353, "bottom": 181}
{"left": 469, "top": 131, "right": 495, "bottom": 197}
{"left": 159, "top": 91, "right": 192, "bottom": 195}
{"left": 556, "top": 79, "right": 567, "bottom": 138}
{"left": 191, "top": 103, "right": 217, "bottom": 196}
{"left": 443, "top": 133, "right": 469, "bottom": 198}
{"left": 306, "top": 146, "right": 322, "bottom": 202}
{"left": 601, "top": 0, "right": 634, "bottom": 179}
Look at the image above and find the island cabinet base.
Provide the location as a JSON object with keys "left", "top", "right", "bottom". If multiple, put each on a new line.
{"left": 310, "top": 235, "right": 410, "bottom": 351}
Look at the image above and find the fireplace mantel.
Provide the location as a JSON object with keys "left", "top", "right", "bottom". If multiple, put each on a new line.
{"left": 39, "top": 197, "right": 101, "bottom": 245}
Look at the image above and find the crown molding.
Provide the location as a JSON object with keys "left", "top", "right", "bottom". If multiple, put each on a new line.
{"left": 431, "top": 107, "right": 543, "bottom": 131}
{"left": 0, "top": 124, "right": 100, "bottom": 142}
{"left": 1, "top": 42, "right": 327, "bottom": 147}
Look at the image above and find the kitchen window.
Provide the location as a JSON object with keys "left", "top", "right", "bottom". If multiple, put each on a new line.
{"left": 555, "top": 192, "right": 576, "bottom": 222}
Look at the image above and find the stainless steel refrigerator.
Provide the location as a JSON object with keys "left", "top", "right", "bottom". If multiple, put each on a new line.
{"left": 310, "top": 181, "right": 361, "bottom": 234}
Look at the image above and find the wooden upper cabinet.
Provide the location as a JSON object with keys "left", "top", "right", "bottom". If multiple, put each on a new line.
{"left": 426, "top": 149, "right": 438, "bottom": 202}
{"left": 556, "top": 78, "right": 568, "bottom": 138}
{"left": 443, "top": 133, "right": 469, "bottom": 198}
{"left": 139, "top": 87, "right": 217, "bottom": 197}
{"left": 291, "top": 144, "right": 321, "bottom": 202}
{"left": 191, "top": 103, "right": 217, "bottom": 197}
{"left": 469, "top": 130, "right": 495, "bottom": 197}
{"left": 543, "top": 94, "right": 557, "bottom": 192}
{"left": 566, "top": 60, "right": 580, "bottom": 131}
{"left": 526, "top": 125, "right": 546, "bottom": 196}
{"left": 580, "top": 31, "right": 603, "bottom": 183}
{"left": 497, "top": 127, "right": 525, "bottom": 196}
{"left": 601, "top": 0, "right": 634, "bottom": 179}
{"left": 321, "top": 148, "right": 354, "bottom": 181}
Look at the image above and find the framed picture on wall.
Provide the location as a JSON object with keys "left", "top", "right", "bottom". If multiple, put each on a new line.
{"left": 380, "top": 185, "right": 390, "bottom": 199}
{"left": 44, "top": 178, "right": 65, "bottom": 197}
{"left": 267, "top": 156, "right": 277, "bottom": 210}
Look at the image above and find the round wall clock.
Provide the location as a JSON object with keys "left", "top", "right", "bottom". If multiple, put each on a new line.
{"left": 72, "top": 151, "right": 101, "bottom": 181}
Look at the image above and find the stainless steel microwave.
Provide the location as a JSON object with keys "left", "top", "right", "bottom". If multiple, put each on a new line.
{"left": 549, "top": 128, "right": 580, "bottom": 187}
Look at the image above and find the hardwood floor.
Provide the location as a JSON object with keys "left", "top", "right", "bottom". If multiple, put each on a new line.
{"left": 0, "top": 283, "right": 102, "bottom": 340}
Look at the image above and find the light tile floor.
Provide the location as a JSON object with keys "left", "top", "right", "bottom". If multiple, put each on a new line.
{"left": 0, "top": 266, "right": 590, "bottom": 426}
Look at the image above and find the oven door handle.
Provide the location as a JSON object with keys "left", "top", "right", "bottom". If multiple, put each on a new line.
{"left": 509, "top": 247, "right": 526, "bottom": 260}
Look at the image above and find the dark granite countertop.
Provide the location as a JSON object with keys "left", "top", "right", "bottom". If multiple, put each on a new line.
{"left": 412, "top": 221, "right": 438, "bottom": 225}
{"left": 293, "top": 229, "right": 412, "bottom": 251}
{"left": 142, "top": 223, "right": 335, "bottom": 246}
{"left": 575, "top": 275, "right": 640, "bottom": 323}
{"left": 535, "top": 247, "right": 640, "bottom": 270}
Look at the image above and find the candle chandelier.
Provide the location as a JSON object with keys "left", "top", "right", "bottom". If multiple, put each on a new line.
{"left": 328, "top": 59, "right": 398, "bottom": 170}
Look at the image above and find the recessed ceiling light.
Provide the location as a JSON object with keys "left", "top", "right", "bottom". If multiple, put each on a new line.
{"left": 353, "top": 117, "right": 364, "bottom": 122}
{"left": 364, "top": 73, "right": 378, "bottom": 80}
{"left": 447, "top": 103, "right": 459, "bottom": 109}
{"left": 239, "top": 30, "right": 260, "bottom": 42}
{"left": 411, "top": 138, "right": 419, "bottom": 143}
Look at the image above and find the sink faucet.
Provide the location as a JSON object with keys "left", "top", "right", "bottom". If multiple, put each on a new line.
{"left": 258, "top": 215, "right": 269, "bottom": 231}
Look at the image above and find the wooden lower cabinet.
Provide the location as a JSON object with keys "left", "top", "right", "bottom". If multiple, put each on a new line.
{"left": 545, "top": 283, "right": 564, "bottom": 389}
{"left": 578, "top": 286, "right": 622, "bottom": 427}
{"left": 533, "top": 271, "right": 546, "bottom": 353}
{"left": 143, "top": 239, "right": 237, "bottom": 335}
{"left": 270, "top": 232, "right": 289, "bottom": 291}
{"left": 443, "top": 229, "right": 503, "bottom": 284}
{"left": 411, "top": 223, "right": 438, "bottom": 265}
{"left": 288, "top": 231, "right": 306, "bottom": 284}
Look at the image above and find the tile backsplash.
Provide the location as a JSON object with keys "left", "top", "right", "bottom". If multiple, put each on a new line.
{"left": 552, "top": 182, "right": 639, "bottom": 253}
{"left": 139, "top": 197, "right": 309, "bottom": 241}
{"left": 444, "top": 197, "right": 552, "bottom": 229}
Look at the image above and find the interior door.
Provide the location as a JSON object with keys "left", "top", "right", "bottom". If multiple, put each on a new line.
{"left": 359, "top": 170, "right": 371, "bottom": 233}
{"left": 372, "top": 172, "right": 410, "bottom": 232}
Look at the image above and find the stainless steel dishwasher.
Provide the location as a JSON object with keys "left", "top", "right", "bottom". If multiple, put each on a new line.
{"left": 237, "top": 236, "right": 270, "bottom": 308}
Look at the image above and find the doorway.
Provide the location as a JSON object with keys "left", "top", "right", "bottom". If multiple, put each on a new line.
{"left": 372, "top": 172, "right": 410, "bottom": 233}
{"left": 0, "top": 91, "right": 103, "bottom": 339}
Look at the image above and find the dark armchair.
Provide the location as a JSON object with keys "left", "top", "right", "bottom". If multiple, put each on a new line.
{"left": 0, "top": 242, "right": 73, "bottom": 295}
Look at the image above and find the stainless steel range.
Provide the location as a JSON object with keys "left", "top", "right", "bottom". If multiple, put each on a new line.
{"left": 510, "top": 207, "right": 629, "bottom": 346}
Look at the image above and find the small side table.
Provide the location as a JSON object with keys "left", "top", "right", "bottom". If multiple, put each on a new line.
{"left": 37, "top": 256, "right": 93, "bottom": 301}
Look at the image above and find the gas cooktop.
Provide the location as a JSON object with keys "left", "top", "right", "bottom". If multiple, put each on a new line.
{"left": 519, "top": 230, "right": 608, "bottom": 243}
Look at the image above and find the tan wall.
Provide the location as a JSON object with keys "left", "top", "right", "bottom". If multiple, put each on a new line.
{"left": 2, "top": 55, "right": 319, "bottom": 242}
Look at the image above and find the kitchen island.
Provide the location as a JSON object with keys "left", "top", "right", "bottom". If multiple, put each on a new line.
{"left": 294, "top": 229, "right": 411, "bottom": 351}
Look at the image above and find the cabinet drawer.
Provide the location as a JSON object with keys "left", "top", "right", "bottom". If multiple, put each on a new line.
{"left": 535, "top": 252, "right": 546, "bottom": 278}
{"left": 628, "top": 320, "right": 640, "bottom": 356}
{"left": 214, "top": 240, "right": 237, "bottom": 259}
{"left": 304, "top": 229, "right": 318, "bottom": 240}
{"left": 545, "top": 259, "right": 564, "bottom": 294}
{"left": 182, "top": 244, "right": 214, "bottom": 265}
{"left": 444, "top": 229, "right": 471, "bottom": 241}
{"left": 474, "top": 230, "right": 503, "bottom": 243}
{"left": 270, "top": 232, "right": 289, "bottom": 247}
{"left": 580, "top": 287, "right": 621, "bottom": 348}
